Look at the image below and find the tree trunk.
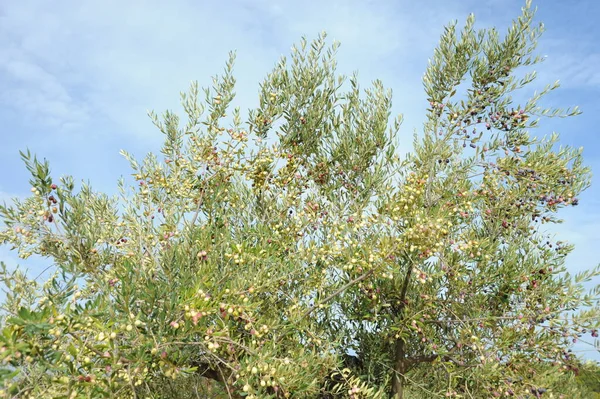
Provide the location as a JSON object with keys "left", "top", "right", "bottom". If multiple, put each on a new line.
{"left": 392, "top": 264, "right": 413, "bottom": 399}
{"left": 392, "top": 338, "right": 406, "bottom": 399}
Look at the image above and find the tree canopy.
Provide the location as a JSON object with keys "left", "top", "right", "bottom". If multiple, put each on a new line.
{"left": 0, "top": 1, "right": 599, "bottom": 398}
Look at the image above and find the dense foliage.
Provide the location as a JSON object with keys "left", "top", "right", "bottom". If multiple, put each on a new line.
{"left": 575, "top": 360, "right": 600, "bottom": 398}
{"left": 1, "top": 1, "right": 599, "bottom": 398}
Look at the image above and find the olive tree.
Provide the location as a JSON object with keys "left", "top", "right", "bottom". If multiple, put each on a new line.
{"left": 0, "top": 1, "right": 599, "bottom": 398}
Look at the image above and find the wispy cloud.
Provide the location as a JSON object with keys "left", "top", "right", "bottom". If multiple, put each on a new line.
{"left": 0, "top": 48, "right": 90, "bottom": 131}
{"left": 0, "top": 0, "right": 471, "bottom": 144}
{"left": 539, "top": 49, "right": 600, "bottom": 90}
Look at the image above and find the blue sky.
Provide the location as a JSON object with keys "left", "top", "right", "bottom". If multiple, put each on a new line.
{"left": 0, "top": 0, "right": 599, "bottom": 356}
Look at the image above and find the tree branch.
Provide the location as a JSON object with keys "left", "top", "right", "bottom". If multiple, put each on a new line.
{"left": 188, "top": 359, "right": 243, "bottom": 399}
{"left": 301, "top": 269, "right": 374, "bottom": 319}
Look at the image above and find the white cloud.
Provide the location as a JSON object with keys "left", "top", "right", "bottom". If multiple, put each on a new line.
{"left": 542, "top": 51, "right": 600, "bottom": 89}
{"left": 0, "top": 0, "right": 471, "bottom": 144}
{"left": 0, "top": 48, "right": 90, "bottom": 131}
